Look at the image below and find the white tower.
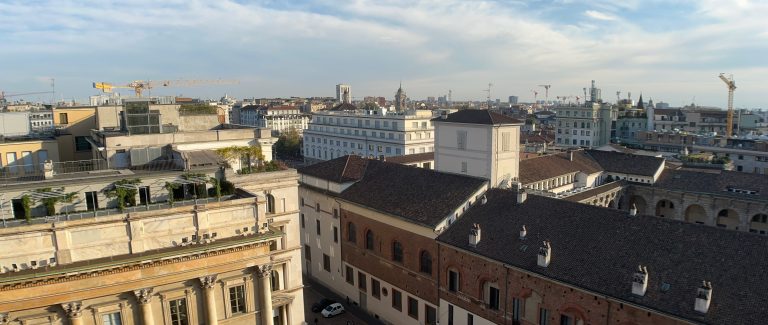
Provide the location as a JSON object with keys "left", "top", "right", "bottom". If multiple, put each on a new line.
{"left": 336, "top": 84, "right": 351, "bottom": 104}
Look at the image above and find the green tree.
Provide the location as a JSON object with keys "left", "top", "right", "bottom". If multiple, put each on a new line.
{"left": 360, "top": 102, "right": 378, "bottom": 111}
{"left": 274, "top": 127, "right": 302, "bottom": 159}
{"left": 164, "top": 182, "right": 180, "bottom": 206}
{"left": 103, "top": 178, "right": 142, "bottom": 212}
{"left": 215, "top": 145, "right": 265, "bottom": 174}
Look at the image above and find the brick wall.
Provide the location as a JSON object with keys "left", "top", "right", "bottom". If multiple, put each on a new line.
{"left": 341, "top": 208, "right": 440, "bottom": 304}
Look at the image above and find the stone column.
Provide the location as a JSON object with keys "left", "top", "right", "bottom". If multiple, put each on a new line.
{"left": 199, "top": 274, "right": 219, "bottom": 325}
{"left": 257, "top": 264, "right": 274, "bottom": 325}
{"left": 133, "top": 288, "right": 155, "bottom": 325}
{"left": 61, "top": 301, "right": 84, "bottom": 325}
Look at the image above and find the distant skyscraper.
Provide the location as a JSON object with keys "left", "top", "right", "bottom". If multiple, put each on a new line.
{"left": 509, "top": 96, "right": 518, "bottom": 104}
{"left": 395, "top": 83, "right": 407, "bottom": 112}
{"left": 336, "top": 84, "right": 351, "bottom": 104}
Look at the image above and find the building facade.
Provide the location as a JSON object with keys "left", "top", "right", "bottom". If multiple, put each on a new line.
{"left": 554, "top": 103, "right": 615, "bottom": 148}
{"left": 302, "top": 108, "right": 435, "bottom": 164}
{"left": 236, "top": 106, "right": 309, "bottom": 136}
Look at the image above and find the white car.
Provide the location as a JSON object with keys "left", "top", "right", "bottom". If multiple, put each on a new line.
{"left": 321, "top": 303, "right": 345, "bottom": 318}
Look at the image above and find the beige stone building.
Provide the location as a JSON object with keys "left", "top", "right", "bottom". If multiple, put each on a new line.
{"left": 0, "top": 162, "right": 304, "bottom": 325}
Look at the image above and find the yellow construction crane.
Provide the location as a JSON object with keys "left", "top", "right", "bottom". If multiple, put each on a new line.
{"left": 718, "top": 73, "right": 736, "bottom": 138}
{"left": 93, "top": 79, "right": 239, "bottom": 97}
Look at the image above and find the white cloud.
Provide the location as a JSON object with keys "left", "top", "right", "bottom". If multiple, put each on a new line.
{"left": 584, "top": 10, "right": 618, "bottom": 21}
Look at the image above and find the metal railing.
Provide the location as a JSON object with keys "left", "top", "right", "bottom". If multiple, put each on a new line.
{"left": 0, "top": 195, "right": 235, "bottom": 229}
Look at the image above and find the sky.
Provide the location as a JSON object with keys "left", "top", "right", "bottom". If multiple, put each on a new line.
{"left": 1, "top": 0, "right": 767, "bottom": 108}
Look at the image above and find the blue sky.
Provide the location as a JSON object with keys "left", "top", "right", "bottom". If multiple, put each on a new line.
{"left": 1, "top": 0, "right": 767, "bottom": 108}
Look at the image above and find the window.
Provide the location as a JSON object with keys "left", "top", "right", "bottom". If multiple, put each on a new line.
{"left": 59, "top": 112, "right": 69, "bottom": 124}
{"left": 414, "top": 305, "right": 431, "bottom": 325}
{"left": 323, "top": 254, "right": 331, "bottom": 272}
{"left": 365, "top": 230, "right": 374, "bottom": 250}
{"left": 420, "top": 251, "right": 432, "bottom": 275}
{"left": 407, "top": 296, "right": 419, "bottom": 319}
{"left": 539, "top": 308, "right": 550, "bottom": 325}
{"left": 102, "top": 312, "right": 122, "bottom": 325}
{"left": 457, "top": 130, "right": 468, "bottom": 150}
{"left": 75, "top": 136, "right": 92, "bottom": 151}
{"left": 270, "top": 270, "right": 281, "bottom": 291}
{"left": 169, "top": 298, "right": 189, "bottom": 325}
{"left": 502, "top": 132, "right": 511, "bottom": 151}
{"left": 392, "top": 289, "right": 402, "bottom": 311}
{"left": 347, "top": 222, "right": 357, "bottom": 243}
{"left": 358, "top": 272, "right": 367, "bottom": 292}
{"left": 467, "top": 313, "right": 474, "bottom": 325}
{"left": 346, "top": 266, "right": 354, "bottom": 284}
{"left": 512, "top": 298, "right": 521, "bottom": 321}
{"left": 316, "top": 220, "right": 321, "bottom": 235}
{"left": 300, "top": 214, "right": 305, "bottom": 228}
{"left": 448, "top": 269, "right": 460, "bottom": 292}
{"left": 333, "top": 208, "right": 339, "bottom": 218}
{"left": 304, "top": 245, "right": 311, "bottom": 261}
{"left": 487, "top": 284, "right": 500, "bottom": 310}
{"left": 300, "top": 197, "right": 305, "bottom": 206}
{"left": 392, "top": 241, "right": 404, "bottom": 262}
{"left": 316, "top": 203, "right": 320, "bottom": 212}
{"left": 448, "top": 304, "right": 454, "bottom": 325}
{"left": 372, "top": 278, "right": 381, "bottom": 299}
{"left": 229, "top": 285, "right": 246, "bottom": 314}
{"left": 333, "top": 226, "right": 339, "bottom": 243}
{"left": 560, "top": 314, "right": 573, "bottom": 325}
{"left": 266, "top": 194, "right": 276, "bottom": 213}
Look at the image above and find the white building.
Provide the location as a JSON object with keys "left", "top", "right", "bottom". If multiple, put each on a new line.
{"left": 554, "top": 102, "right": 615, "bottom": 148}
{"left": 336, "top": 84, "right": 351, "bottom": 104}
{"left": 432, "top": 109, "right": 523, "bottom": 188}
{"left": 237, "top": 105, "right": 309, "bottom": 135}
{"left": 302, "top": 106, "right": 435, "bottom": 164}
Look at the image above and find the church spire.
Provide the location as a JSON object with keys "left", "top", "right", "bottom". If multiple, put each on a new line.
{"left": 637, "top": 93, "right": 644, "bottom": 110}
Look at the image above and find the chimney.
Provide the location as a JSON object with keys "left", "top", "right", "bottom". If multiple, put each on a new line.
{"left": 519, "top": 225, "right": 527, "bottom": 240}
{"left": 694, "top": 281, "right": 713, "bottom": 314}
{"left": 629, "top": 204, "right": 638, "bottom": 216}
{"left": 468, "top": 224, "right": 481, "bottom": 247}
{"left": 480, "top": 195, "right": 488, "bottom": 205}
{"left": 631, "top": 265, "right": 649, "bottom": 296}
{"left": 537, "top": 241, "right": 551, "bottom": 267}
{"left": 517, "top": 188, "right": 527, "bottom": 204}
{"left": 569, "top": 150, "right": 574, "bottom": 161}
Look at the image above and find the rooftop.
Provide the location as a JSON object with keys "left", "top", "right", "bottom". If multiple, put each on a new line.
{"left": 384, "top": 152, "right": 435, "bottom": 164}
{"left": 586, "top": 149, "right": 665, "bottom": 177}
{"left": 652, "top": 169, "right": 768, "bottom": 201}
{"left": 519, "top": 151, "right": 602, "bottom": 184}
{"left": 438, "top": 189, "right": 768, "bottom": 325}
{"left": 432, "top": 109, "right": 523, "bottom": 125}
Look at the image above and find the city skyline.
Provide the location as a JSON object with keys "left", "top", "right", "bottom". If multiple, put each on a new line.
{"left": 1, "top": 0, "right": 766, "bottom": 108}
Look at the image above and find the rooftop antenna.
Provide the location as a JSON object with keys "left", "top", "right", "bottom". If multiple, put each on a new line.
{"left": 484, "top": 83, "right": 493, "bottom": 108}
{"left": 616, "top": 91, "right": 621, "bottom": 104}
{"left": 50, "top": 78, "right": 55, "bottom": 106}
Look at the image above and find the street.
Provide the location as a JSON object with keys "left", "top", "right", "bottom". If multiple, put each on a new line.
{"left": 302, "top": 277, "right": 383, "bottom": 325}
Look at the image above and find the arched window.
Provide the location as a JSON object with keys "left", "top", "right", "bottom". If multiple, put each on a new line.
{"left": 483, "top": 281, "right": 500, "bottom": 310}
{"left": 752, "top": 214, "right": 768, "bottom": 223}
{"left": 347, "top": 222, "right": 357, "bottom": 243}
{"left": 392, "top": 241, "right": 403, "bottom": 263}
{"left": 266, "top": 194, "right": 276, "bottom": 214}
{"left": 365, "top": 230, "right": 374, "bottom": 250}
{"left": 420, "top": 251, "right": 432, "bottom": 275}
{"left": 270, "top": 270, "right": 280, "bottom": 291}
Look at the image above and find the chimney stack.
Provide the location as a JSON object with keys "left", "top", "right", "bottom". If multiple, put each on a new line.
{"left": 569, "top": 150, "right": 574, "bottom": 161}
{"left": 519, "top": 225, "right": 527, "bottom": 240}
{"left": 481, "top": 195, "right": 488, "bottom": 205}
{"left": 517, "top": 188, "right": 527, "bottom": 204}
{"left": 631, "top": 265, "right": 649, "bottom": 296}
{"left": 537, "top": 241, "right": 551, "bottom": 267}
{"left": 694, "top": 281, "right": 713, "bottom": 314}
{"left": 468, "top": 224, "right": 481, "bottom": 247}
{"left": 629, "top": 204, "right": 638, "bottom": 216}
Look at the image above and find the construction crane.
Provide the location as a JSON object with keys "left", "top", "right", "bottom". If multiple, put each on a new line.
{"left": 538, "top": 84, "right": 551, "bottom": 106}
{"left": 93, "top": 79, "right": 240, "bottom": 97}
{"left": 0, "top": 91, "right": 54, "bottom": 101}
{"left": 483, "top": 83, "right": 493, "bottom": 108}
{"left": 718, "top": 73, "right": 736, "bottom": 138}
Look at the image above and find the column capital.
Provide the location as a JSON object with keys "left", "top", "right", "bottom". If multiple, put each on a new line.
{"left": 134, "top": 287, "right": 154, "bottom": 304}
{"left": 199, "top": 274, "right": 218, "bottom": 289}
{"left": 256, "top": 264, "right": 272, "bottom": 278}
{"left": 61, "top": 301, "right": 83, "bottom": 318}
{"left": 0, "top": 312, "right": 9, "bottom": 325}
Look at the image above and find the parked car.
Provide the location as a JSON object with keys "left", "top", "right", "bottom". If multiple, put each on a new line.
{"left": 311, "top": 298, "right": 336, "bottom": 313}
{"left": 321, "top": 303, "right": 345, "bottom": 318}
